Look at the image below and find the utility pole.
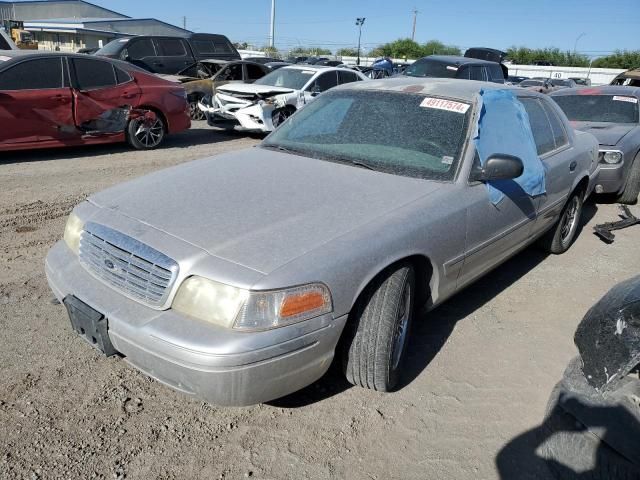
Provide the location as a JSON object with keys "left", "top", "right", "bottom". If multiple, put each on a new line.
{"left": 356, "top": 17, "right": 365, "bottom": 66}
{"left": 182, "top": 16, "right": 187, "bottom": 30}
{"left": 269, "top": 0, "right": 276, "bottom": 48}
{"left": 411, "top": 7, "right": 419, "bottom": 41}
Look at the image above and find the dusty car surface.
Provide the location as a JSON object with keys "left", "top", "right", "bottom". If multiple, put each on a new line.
{"left": 551, "top": 86, "right": 640, "bottom": 203}
{"left": 404, "top": 55, "right": 505, "bottom": 83}
{"left": 46, "top": 78, "right": 598, "bottom": 406}
{"left": 0, "top": 51, "right": 190, "bottom": 152}
{"left": 158, "top": 60, "right": 270, "bottom": 120}
{"left": 200, "top": 65, "right": 368, "bottom": 132}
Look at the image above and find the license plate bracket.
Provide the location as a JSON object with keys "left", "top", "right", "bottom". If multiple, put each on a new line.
{"left": 63, "top": 295, "right": 118, "bottom": 356}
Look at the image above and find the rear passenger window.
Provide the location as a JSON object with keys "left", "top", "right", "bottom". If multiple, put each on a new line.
{"left": 115, "top": 66, "right": 132, "bottom": 84}
{"left": 0, "top": 58, "right": 64, "bottom": 90}
{"left": 157, "top": 39, "right": 187, "bottom": 57}
{"left": 468, "top": 66, "right": 485, "bottom": 81}
{"left": 127, "top": 39, "right": 155, "bottom": 59}
{"left": 73, "top": 58, "right": 116, "bottom": 90}
{"left": 520, "top": 97, "right": 556, "bottom": 155}
{"left": 487, "top": 64, "right": 504, "bottom": 83}
{"left": 338, "top": 70, "right": 359, "bottom": 84}
{"left": 542, "top": 101, "right": 569, "bottom": 149}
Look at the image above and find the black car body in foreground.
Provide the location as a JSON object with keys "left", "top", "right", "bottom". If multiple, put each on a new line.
{"left": 551, "top": 86, "right": 640, "bottom": 203}
{"left": 540, "top": 276, "right": 640, "bottom": 479}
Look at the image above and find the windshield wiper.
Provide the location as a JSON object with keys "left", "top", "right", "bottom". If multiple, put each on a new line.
{"left": 261, "top": 144, "right": 300, "bottom": 155}
{"left": 345, "top": 160, "right": 382, "bottom": 172}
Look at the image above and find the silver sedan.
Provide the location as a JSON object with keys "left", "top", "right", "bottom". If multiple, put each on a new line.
{"left": 46, "top": 78, "right": 598, "bottom": 406}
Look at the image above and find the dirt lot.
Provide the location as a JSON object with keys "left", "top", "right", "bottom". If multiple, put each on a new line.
{"left": 1, "top": 122, "right": 639, "bottom": 480}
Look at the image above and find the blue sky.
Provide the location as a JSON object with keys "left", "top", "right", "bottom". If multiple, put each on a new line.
{"left": 97, "top": 0, "right": 637, "bottom": 56}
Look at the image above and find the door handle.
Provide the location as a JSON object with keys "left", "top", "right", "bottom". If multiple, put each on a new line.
{"left": 569, "top": 161, "right": 577, "bottom": 172}
{"left": 49, "top": 94, "right": 68, "bottom": 102}
{"left": 122, "top": 92, "right": 137, "bottom": 99}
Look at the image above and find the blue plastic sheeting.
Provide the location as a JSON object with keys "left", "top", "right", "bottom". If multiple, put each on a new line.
{"left": 473, "top": 89, "right": 546, "bottom": 205}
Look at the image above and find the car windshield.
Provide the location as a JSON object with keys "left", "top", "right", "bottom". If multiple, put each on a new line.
{"left": 95, "top": 38, "right": 128, "bottom": 56}
{"left": 405, "top": 59, "right": 457, "bottom": 78}
{"left": 262, "top": 89, "right": 471, "bottom": 181}
{"left": 254, "top": 68, "right": 315, "bottom": 89}
{"left": 553, "top": 94, "right": 640, "bottom": 123}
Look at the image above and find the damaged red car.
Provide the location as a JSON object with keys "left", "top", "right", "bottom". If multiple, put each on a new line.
{"left": 0, "top": 52, "right": 191, "bottom": 152}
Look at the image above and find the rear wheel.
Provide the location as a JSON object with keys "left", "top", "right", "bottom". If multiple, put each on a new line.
{"left": 343, "top": 263, "right": 415, "bottom": 392}
{"left": 539, "top": 190, "right": 583, "bottom": 254}
{"left": 127, "top": 113, "right": 165, "bottom": 150}
{"left": 617, "top": 153, "right": 640, "bottom": 205}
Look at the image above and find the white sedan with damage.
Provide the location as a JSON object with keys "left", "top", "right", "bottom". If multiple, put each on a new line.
{"left": 199, "top": 65, "right": 368, "bottom": 132}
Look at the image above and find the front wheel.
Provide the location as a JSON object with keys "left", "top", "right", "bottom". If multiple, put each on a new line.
{"left": 127, "top": 112, "right": 165, "bottom": 150}
{"left": 188, "top": 96, "right": 206, "bottom": 121}
{"left": 539, "top": 190, "right": 583, "bottom": 254}
{"left": 271, "top": 106, "right": 295, "bottom": 128}
{"left": 343, "top": 263, "right": 415, "bottom": 392}
{"left": 617, "top": 154, "right": 640, "bottom": 205}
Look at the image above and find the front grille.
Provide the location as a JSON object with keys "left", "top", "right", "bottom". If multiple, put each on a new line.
{"left": 78, "top": 222, "right": 179, "bottom": 308}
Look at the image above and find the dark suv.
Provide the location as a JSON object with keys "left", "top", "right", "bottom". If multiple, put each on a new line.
{"left": 96, "top": 33, "right": 240, "bottom": 75}
{"left": 404, "top": 55, "right": 505, "bottom": 83}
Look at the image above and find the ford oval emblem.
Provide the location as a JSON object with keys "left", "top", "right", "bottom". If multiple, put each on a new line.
{"left": 104, "top": 259, "right": 116, "bottom": 270}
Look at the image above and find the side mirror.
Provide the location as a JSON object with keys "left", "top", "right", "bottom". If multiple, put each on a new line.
{"left": 471, "top": 154, "right": 524, "bottom": 182}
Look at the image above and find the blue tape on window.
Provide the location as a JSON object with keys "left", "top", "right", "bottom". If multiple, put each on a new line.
{"left": 473, "top": 89, "right": 546, "bottom": 205}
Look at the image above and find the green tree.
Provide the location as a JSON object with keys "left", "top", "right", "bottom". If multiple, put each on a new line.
{"left": 336, "top": 47, "right": 359, "bottom": 57}
{"left": 505, "top": 47, "right": 589, "bottom": 67}
{"left": 289, "top": 46, "right": 332, "bottom": 56}
{"left": 592, "top": 50, "right": 640, "bottom": 69}
{"left": 369, "top": 38, "right": 460, "bottom": 59}
{"left": 261, "top": 45, "right": 280, "bottom": 57}
{"left": 233, "top": 41, "right": 248, "bottom": 50}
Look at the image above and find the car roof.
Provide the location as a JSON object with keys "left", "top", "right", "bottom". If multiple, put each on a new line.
{"left": 420, "top": 55, "right": 498, "bottom": 66}
{"left": 550, "top": 85, "right": 640, "bottom": 98}
{"left": 337, "top": 76, "right": 521, "bottom": 102}
{"left": 280, "top": 64, "right": 348, "bottom": 72}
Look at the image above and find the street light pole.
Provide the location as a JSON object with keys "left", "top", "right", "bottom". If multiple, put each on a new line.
{"left": 356, "top": 17, "right": 365, "bottom": 66}
{"left": 269, "top": 0, "right": 276, "bottom": 49}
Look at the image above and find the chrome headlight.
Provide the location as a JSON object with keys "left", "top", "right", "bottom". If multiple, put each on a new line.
{"left": 172, "top": 277, "right": 332, "bottom": 331}
{"left": 63, "top": 212, "right": 84, "bottom": 255}
{"left": 599, "top": 150, "right": 623, "bottom": 164}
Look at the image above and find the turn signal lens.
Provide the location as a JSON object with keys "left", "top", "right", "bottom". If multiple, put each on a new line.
{"left": 280, "top": 291, "right": 326, "bottom": 318}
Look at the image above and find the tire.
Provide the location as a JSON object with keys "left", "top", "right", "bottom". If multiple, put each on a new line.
{"left": 617, "top": 153, "right": 640, "bottom": 205}
{"left": 271, "top": 106, "right": 295, "bottom": 128}
{"left": 343, "top": 263, "right": 415, "bottom": 392}
{"left": 539, "top": 190, "right": 584, "bottom": 254}
{"left": 539, "top": 383, "right": 640, "bottom": 480}
{"left": 126, "top": 112, "right": 166, "bottom": 150}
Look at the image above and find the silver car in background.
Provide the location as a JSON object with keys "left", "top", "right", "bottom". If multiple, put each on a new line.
{"left": 46, "top": 78, "right": 598, "bottom": 406}
{"left": 551, "top": 86, "right": 640, "bottom": 204}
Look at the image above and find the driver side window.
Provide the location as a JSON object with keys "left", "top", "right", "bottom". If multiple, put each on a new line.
{"left": 309, "top": 71, "right": 338, "bottom": 93}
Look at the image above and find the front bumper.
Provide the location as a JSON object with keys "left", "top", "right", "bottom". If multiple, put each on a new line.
{"left": 45, "top": 241, "right": 347, "bottom": 406}
{"left": 595, "top": 161, "right": 625, "bottom": 194}
{"left": 199, "top": 97, "right": 276, "bottom": 132}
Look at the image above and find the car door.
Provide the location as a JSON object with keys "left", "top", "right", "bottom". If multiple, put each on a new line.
{"left": 70, "top": 57, "right": 142, "bottom": 133}
{"left": 519, "top": 96, "right": 575, "bottom": 235}
{"left": 458, "top": 150, "right": 538, "bottom": 288}
{"left": 153, "top": 38, "right": 193, "bottom": 74}
{"left": 122, "top": 38, "right": 157, "bottom": 72}
{"left": 0, "top": 56, "right": 75, "bottom": 144}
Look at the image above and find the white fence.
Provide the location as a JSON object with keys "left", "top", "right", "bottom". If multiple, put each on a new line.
{"left": 338, "top": 56, "right": 624, "bottom": 85}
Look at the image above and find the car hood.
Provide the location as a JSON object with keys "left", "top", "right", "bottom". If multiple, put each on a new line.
{"left": 571, "top": 122, "right": 637, "bottom": 146}
{"left": 216, "top": 83, "right": 295, "bottom": 96}
{"left": 88, "top": 148, "right": 442, "bottom": 274}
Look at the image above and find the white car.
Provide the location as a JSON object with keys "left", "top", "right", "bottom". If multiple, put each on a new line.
{"left": 199, "top": 65, "right": 368, "bottom": 132}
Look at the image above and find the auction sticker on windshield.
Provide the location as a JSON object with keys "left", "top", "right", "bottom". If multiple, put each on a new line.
{"left": 420, "top": 97, "right": 470, "bottom": 114}
{"left": 613, "top": 96, "right": 638, "bottom": 104}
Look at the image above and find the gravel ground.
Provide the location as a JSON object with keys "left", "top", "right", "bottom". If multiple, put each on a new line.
{"left": 1, "top": 122, "right": 639, "bottom": 480}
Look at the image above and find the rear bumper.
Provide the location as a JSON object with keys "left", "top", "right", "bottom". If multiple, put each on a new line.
{"left": 45, "top": 241, "right": 347, "bottom": 406}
